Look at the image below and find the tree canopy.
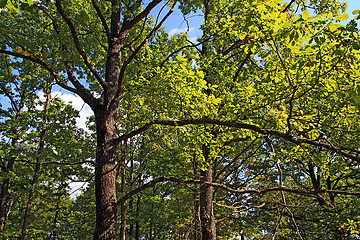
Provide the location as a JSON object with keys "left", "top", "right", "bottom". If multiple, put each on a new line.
{"left": 1, "top": 0, "right": 360, "bottom": 239}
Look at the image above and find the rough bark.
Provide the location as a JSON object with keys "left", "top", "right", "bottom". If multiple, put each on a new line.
{"left": 200, "top": 147, "right": 216, "bottom": 240}
{"left": 93, "top": 108, "right": 119, "bottom": 240}
{"left": 192, "top": 155, "right": 202, "bottom": 240}
{"left": 92, "top": 1, "right": 122, "bottom": 238}
{"left": 119, "top": 161, "right": 127, "bottom": 240}
{"left": 0, "top": 159, "right": 14, "bottom": 232}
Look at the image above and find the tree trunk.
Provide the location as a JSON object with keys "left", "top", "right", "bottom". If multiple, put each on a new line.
{"left": 135, "top": 196, "right": 140, "bottom": 240}
{"left": 199, "top": 169, "right": 216, "bottom": 239}
{"left": 93, "top": 113, "right": 119, "bottom": 240}
{"left": 192, "top": 154, "right": 202, "bottom": 240}
{"left": 119, "top": 161, "right": 127, "bottom": 240}
{"left": 200, "top": 147, "right": 216, "bottom": 240}
{"left": 199, "top": 0, "right": 217, "bottom": 234}
{"left": 93, "top": 97, "right": 119, "bottom": 239}
{"left": 93, "top": 2, "right": 122, "bottom": 238}
{"left": 0, "top": 162, "right": 13, "bottom": 232}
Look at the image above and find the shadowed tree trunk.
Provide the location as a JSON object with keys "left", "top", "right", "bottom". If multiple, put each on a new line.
{"left": 120, "top": 159, "right": 127, "bottom": 240}
{"left": 135, "top": 195, "right": 141, "bottom": 240}
{"left": 199, "top": 147, "right": 216, "bottom": 240}
{"left": 192, "top": 155, "right": 202, "bottom": 240}
{"left": 93, "top": 105, "right": 119, "bottom": 239}
{"left": 0, "top": 159, "right": 14, "bottom": 233}
{"left": 198, "top": 0, "right": 217, "bottom": 238}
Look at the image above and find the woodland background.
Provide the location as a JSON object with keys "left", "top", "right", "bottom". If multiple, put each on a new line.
{"left": 1, "top": 0, "right": 360, "bottom": 239}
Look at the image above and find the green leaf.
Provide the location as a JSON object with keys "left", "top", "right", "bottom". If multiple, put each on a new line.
{"left": 302, "top": 10, "right": 310, "bottom": 20}
{"left": 335, "top": 13, "right": 349, "bottom": 21}
{"left": 328, "top": 23, "right": 343, "bottom": 31}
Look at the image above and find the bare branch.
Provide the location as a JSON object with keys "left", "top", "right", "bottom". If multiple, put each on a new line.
{"left": 216, "top": 209, "right": 246, "bottom": 223}
{"left": 215, "top": 138, "right": 258, "bottom": 180}
{"left": 233, "top": 52, "right": 252, "bottom": 82}
{"left": 286, "top": 207, "right": 305, "bottom": 240}
{"left": 154, "top": 119, "right": 360, "bottom": 161}
{"left": 15, "top": 159, "right": 95, "bottom": 166}
{"left": 115, "top": 123, "right": 152, "bottom": 145}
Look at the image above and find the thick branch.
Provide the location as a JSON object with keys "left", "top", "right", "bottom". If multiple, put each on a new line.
{"left": 55, "top": 0, "right": 106, "bottom": 88}
{"left": 122, "top": 0, "right": 163, "bottom": 32}
{"left": 115, "top": 123, "right": 152, "bottom": 144}
{"left": 14, "top": 159, "right": 95, "bottom": 166}
{"left": 155, "top": 119, "right": 360, "bottom": 161}
{"left": 64, "top": 62, "right": 99, "bottom": 108}
{"left": 91, "top": 0, "right": 110, "bottom": 40}
{"left": 115, "top": 118, "right": 360, "bottom": 161}
{"left": 117, "top": 176, "right": 360, "bottom": 205}
{"left": 118, "top": 1, "right": 176, "bottom": 92}
{"left": 106, "top": 2, "right": 176, "bottom": 127}
{"left": 0, "top": 49, "right": 78, "bottom": 94}
{"left": 282, "top": 0, "right": 296, "bottom": 13}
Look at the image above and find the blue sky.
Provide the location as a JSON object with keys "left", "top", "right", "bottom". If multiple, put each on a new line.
{"left": 347, "top": 0, "right": 360, "bottom": 15}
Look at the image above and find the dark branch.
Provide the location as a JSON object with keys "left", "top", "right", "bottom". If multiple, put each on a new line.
{"left": 123, "top": 0, "right": 163, "bottom": 31}
{"left": 106, "top": 2, "right": 176, "bottom": 128}
{"left": 15, "top": 159, "right": 95, "bottom": 166}
{"left": 115, "top": 118, "right": 360, "bottom": 161}
{"left": 118, "top": 1, "right": 177, "bottom": 91}
{"left": 55, "top": 0, "right": 106, "bottom": 89}
{"left": 91, "top": 0, "right": 110, "bottom": 40}
{"left": 64, "top": 62, "right": 99, "bottom": 108}
{"left": 282, "top": 0, "right": 296, "bottom": 13}
{"left": 0, "top": 49, "right": 79, "bottom": 94}
{"left": 117, "top": 176, "right": 360, "bottom": 205}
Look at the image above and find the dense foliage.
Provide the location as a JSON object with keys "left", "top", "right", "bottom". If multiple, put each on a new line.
{"left": 1, "top": 0, "right": 360, "bottom": 239}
